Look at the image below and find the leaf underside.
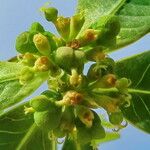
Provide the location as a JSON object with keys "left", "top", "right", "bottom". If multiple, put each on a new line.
{"left": 77, "top": 0, "right": 150, "bottom": 51}
{"left": 115, "top": 50, "right": 150, "bottom": 133}
{"left": 0, "top": 62, "right": 48, "bottom": 114}
{"left": 0, "top": 102, "right": 52, "bottom": 150}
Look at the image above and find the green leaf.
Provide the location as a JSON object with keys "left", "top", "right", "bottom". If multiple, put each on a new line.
{"left": 115, "top": 50, "right": 150, "bottom": 133}
{"left": 91, "top": 132, "right": 120, "bottom": 145}
{"left": 0, "top": 62, "right": 48, "bottom": 113}
{"left": 0, "top": 102, "right": 53, "bottom": 150}
{"left": 77, "top": 0, "right": 150, "bottom": 50}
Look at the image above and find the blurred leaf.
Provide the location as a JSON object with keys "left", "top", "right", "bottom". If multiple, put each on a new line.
{"left": 0, "top": 62, "right": 48, "bottom": 114}
{"left": 0, "top": 102, "right": 53, "bottom": 150}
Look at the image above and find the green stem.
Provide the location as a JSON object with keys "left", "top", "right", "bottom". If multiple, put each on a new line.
{"left": 48, "top": 132, "right": 57, "bottom": 150}
{"left": 92, "top": 88, "right": 150, "bottom": 95}
{"left": 52, "top": 137, "right": 57, "bottom": 150}
{"left": 92, "top": 87, "right": 118, "bottom": 94}
{"left": 55, "top": 99, "right": 68, "bottom": 106}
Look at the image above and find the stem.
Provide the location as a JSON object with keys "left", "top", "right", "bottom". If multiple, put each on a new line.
{"left": 92, "top": 87, "right": 118, "bottom": 94}
{"left": 48, "top": 132, "right": 57, "bottom": 150}
{"left": 76, "top": 143, "right": 81, "bottom": 150}
{"left": 52, "top": 136, "right": 57, "bottom": 150}
{"left": 55, "top": 99, "right": 68, "bottom": 106}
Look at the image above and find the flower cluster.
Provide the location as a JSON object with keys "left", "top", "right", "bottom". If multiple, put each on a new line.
{"left": 16, "top": 6, "right": 132, "bottom": 147}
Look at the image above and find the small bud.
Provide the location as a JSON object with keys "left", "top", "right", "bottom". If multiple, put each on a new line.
{"left": 19, "top": 67, "right": 34, "bottom": 85}
{"left": 24, "top": 106, "right": 35, "bottom": 115}
{"left": 93, "top": 95, "right": 120, "bottom": 113}
{"left": 22, "top": 53, "right": 36, "bottom": 66}
{"left": 29, "top": 22, "right": 45, "bottom": 33}
{"left": 116, "top": 78, "right": 131, "bottom": 93}
{"left": 62, "top": 91, "right": 83, "bottom": 105}
{"left": 66, "top": 39, "right": 80, "bottom": 49}
{"left": 34, "top": 56, "right": 53, "bottom": 71}
{"left": 75, "top": 105, "right": 94, "bottom": 128}
{"left": 43, "top": 31, "right": 57, "bottom": 51}
{"left": 69, "top": 69, "right": 82, "bottom": 87}
{"left": 55, "top": 46, "right": 74, "bottom": 72}
{"left": 74, "top": 50, "right": 85, "bottom": 73}
{"left": 79, "top": 29, "right": 101, "bottom": 46}
{"left": 97, "top": 74, "right": 117, "bottom": 88}
{"left": 54, "top": 17, "right": 70, "bottom": 41}
{"left": 30, "top": 95, "right": 51, "bottom": 111}
{"left": 108, "top": 111, "right": 123, "bottom": 125}
{"left": 33, "top": 33, "right": 51, "bottom": 56}
{"left": 16, "top": 31, "right": 38, "bottom": 54}
{"left": 34, "top": 109, "right": 61, "bottom": 131}
{"left": 41, "top": 7, "right": 58, "bottom": 22}
{"left": 69, "top": 13, "right": 84, "bottom": 40}
{"left": 85, "top": 46, "right": 106, "bottom": 61}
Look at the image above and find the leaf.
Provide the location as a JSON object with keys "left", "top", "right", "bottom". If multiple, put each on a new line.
{"left": 0, "top": 62, "right": 48, "bottom": 113}
{"left": 77, "top": 0, "right": 150, "bottom": 50}
{"left": 115, "top": 50, "right": 150, "bottom": 133}
{"left": 91, "top": 132, "right": 120, "bottom": 145}
{"left": 0, "top": 102, "right": 53, "bottom": 150}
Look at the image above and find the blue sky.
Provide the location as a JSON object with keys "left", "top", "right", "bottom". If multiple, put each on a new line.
{"left": 0, "top": 0, "right": 150, "bottom": 150}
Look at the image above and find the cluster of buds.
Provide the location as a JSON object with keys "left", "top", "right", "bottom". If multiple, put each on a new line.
{"left": 14, "top": 5, "right": 132, "bottom": 148}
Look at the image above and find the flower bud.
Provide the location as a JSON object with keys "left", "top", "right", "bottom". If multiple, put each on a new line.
{"left": 41, "top": 7, "right": 58, "bottom": 22}
{"left": 79, "top": 29, "right": 101, "bottom": 46}
{"left": 19, "top": 67, "right": 34, "bottom": 85}
{"left": 74, "top": 50, "right": 85, "bottom": 73}
{"left": 116, "top": 78, "right": 130, "bottom": 93}
{"left": 34, "top": 56, "right": 53, "bottom": 72}
{"left": 69, "top": 69, "right": 82, "bottom": 87}
{"left": 29, "top": 22, "right": 45, "bottom": 33}
{"left": 22, "top": 53, "right": 36, "bottom": 66}
{"left": 33, "top": 33, "right": 51, "bottom": 56}
{"left": 75, "top": 105, "right": 94, "bottom": 128}
{"left": 93, "top": 95, "right": 120, "bottom": 112}
{"left": 55, "top": 46, "right": 74, "bottom": 72}
{"left": 108, "top": 111, "right": 123, "bottom": 125}
{"left": 85, "top": 46, "right": 106, "bottom": 61}
{"left": 59, "top": 91, "right": 83, "bottom": 106}
{"left": 16, "top": 31, "right": 38, "bottom": 54}
{"left": 43, "top": 31, "right": 57, "bottom": 51}
{"left": 69, "top": 13, "right": 84, "bottom": 40}
{"left": 30, "top": 95, "right": 51, "bottom": 111}
{"left": 34, "top": 108, "right": 61, "bottom": 131}
{"left": 54, "top": 17, "right": 70, "bottom": 41}
{"left": 97, "top": 74, "right": 117, "bottom": 88}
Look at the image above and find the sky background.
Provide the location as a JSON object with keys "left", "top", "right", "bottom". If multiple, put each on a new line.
{"left": 0, "top": 0, "right": 150, "bottom": 149}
